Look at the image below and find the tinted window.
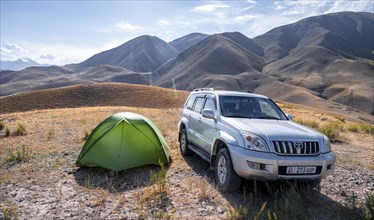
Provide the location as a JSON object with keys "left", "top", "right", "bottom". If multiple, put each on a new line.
{"left": 186, "top": 94, "right": 198, "bottom": 110}
{"left": 203, "top": 97, "right": 216, "bottom": 111}
{"left": 219, "top": 96, "right": 287, "bottom": 120}
{"left": 193, "top": 97, "right": 206, "bottom": 113}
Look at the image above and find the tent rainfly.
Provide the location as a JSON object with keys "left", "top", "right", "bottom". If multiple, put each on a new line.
{"left": 76, "top": 112, "right": 170, "bottom": 171}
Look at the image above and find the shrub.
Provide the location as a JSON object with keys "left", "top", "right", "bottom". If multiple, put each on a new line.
{"left": 5, "top": 126, "right": 10, "bottom": 137}
{"left": 6, "top": 145, "right": 32, "bottom": 163}
{"left": 150, "top": 161, "right": 168, "bottom": 195}
{"left": 346, "top": 123, "right": 374, "bottom": 135}
{"left": 83, "top": 129, "right": 90, "bottom": 141}
{"left": 318, "top": 122, "right": 343, "bottom": 140}
{"left": 364, "top": 193, "right": 374, "bottom": 220}
{"left": 0, "top": 121, "right": 4, "bottom": 131}
{"left": 295, "top": 119, "right": 320, "bottom": 129}
{"left": 14, "top": 122, "right": 26, "bottom": 136}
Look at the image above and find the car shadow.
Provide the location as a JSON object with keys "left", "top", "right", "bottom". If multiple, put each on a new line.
{"left": 183, "top": 153, "right": 365, "bottom": 220}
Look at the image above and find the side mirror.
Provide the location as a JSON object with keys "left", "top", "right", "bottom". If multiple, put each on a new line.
{"left": 202, "top": 109, "right": 215, "bottom": 119}
{"left": 286, "top": 113, "right": 293, "bottom": 121}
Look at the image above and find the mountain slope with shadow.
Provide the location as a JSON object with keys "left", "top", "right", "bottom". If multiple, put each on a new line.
{"left": 78, "top": 35, "right": 178, "bottom": 72}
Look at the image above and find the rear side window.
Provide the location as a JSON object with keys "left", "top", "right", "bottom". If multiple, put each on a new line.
{"left": 186, "top": 94, "right": 198, "bottom": 110}
{"left": 193, "top": 97, "right": 206, "bottom": 113}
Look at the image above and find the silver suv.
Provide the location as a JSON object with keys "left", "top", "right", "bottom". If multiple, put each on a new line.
{"left": 178, "top": 88, "right": 336, "bottom": 192}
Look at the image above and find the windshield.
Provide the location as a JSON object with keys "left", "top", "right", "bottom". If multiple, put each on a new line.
{"left": 219, "top": 96, "right": 288, "bottom": 120}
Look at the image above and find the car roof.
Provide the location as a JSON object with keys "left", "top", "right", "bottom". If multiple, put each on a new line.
{"left": 192, "top": 89, "right": 268, "bottom": 99}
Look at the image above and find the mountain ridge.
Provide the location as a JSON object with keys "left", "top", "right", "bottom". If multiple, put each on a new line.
{"left": 1, "top": 11, "right": 373, "bottom": 117}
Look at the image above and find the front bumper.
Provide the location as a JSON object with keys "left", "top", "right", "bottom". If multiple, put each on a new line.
{"left": 228, "top": 144, "right": 336, "bottom": 181}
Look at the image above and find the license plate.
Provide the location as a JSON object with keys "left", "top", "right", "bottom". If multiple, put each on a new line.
{"left": 286, "top": 166, "right": 316, "bottom": 174}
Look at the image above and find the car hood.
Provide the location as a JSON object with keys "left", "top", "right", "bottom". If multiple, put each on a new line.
{"left": 223, "top": 118, "right": 321, "bottom": 141}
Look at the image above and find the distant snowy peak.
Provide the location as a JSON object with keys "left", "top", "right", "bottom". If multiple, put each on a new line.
{"left": 0, "top": 57, "right": 43, "bottom": 71}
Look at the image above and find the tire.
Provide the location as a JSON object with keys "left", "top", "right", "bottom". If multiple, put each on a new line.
{"left": 179, "top": 128, "right": 191, "bottom": 156}
{"left": 215, "top": 148, "right": 242, "bottom": 192}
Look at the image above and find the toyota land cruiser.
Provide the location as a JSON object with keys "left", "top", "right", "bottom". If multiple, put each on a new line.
{"left": 178, "top": 88, "right": 336, "bottom": 192}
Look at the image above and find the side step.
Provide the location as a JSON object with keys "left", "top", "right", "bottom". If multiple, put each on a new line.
{"left": 188, "top": 143, "right": 211, "bottom": 162}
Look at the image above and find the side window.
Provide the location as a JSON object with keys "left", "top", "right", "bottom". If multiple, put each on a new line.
{"left": 186, "top": 94, "right": 197, "bottom": 110}
{"left": 193, "top": 97, "right": 206, "bottom": 113}
{"left": 203, "top": 97, "right": 216, "bottom": 111}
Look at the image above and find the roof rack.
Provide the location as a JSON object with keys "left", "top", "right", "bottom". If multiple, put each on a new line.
{"left": 193, "top": 88, "right": 214, "bottom": 92}
{"left": 239, "top": 90, "right": 253, "bottom": 93}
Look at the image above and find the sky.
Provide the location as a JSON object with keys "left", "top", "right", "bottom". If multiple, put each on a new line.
{"left": 1, "top": 0, "right": 373, "bottom": 65}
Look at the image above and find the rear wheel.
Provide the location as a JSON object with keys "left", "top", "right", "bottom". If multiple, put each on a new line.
{"left": 179, "top": 128, "right": 191, "bottom": 156}
{"left": 215, "top": 148, "right": 242, "bottom": 192}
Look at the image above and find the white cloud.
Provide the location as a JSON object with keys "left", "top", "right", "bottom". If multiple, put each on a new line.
{"left": 246, "top": 0, "right": 257, "bottom": 4}
{"left": 2, "top": 43, "right": 28, "bottom": 53}
{"left": 158, "top": 20, "right": 170, "bottom": 26}
{"left": 214, "top": 12, "right": 226, "bottom": 19}
{"left": 114, "top": 22, "right": 144, "bottom": 31}
{"left": 235, "top": 14, "right": 256, "bottom": 22}
{"left": 325, "top": 1, "right": 373, "bottom": 13}
{"left": 282, "top": 9, "right": 305, "bottom": 16}
{"left": 193, "top": 4, "right": 230, "bottom": 13}
{"left": 40, "top": 53, "right": 57, "bottom": 60}
{"left": 6, "top": 43, "right": 23, "bottom": 51}
{"left": 275, "top": 5, "right": 285, "bottom": 10}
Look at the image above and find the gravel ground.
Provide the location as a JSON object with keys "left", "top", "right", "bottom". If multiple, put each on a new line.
{"left": 1, "top": 154, "right": 373, "bottom": 220}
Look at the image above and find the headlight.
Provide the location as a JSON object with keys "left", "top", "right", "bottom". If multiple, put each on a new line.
{"left": 240, "top": 131, "right": 269, "bottom": 152}
{"left": 323, "top": 135, "right": 331, "bottom": 153}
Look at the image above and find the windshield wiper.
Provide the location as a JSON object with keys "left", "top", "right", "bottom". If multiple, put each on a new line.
{"left": 254, "top": 115, "right": 281, "bottom": 120}
{"left": 225, "top": 115, "right": 248, "bottom": 118}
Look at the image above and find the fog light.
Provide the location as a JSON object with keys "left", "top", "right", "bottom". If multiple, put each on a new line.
{"left": 327, "top": 163, "right": 333, "bottom": 170}
{"left": 247, "top": 161, "right": 261, "bottom": 170}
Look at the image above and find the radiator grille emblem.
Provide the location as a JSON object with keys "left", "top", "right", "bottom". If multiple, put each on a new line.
{"left": 294, "top": 142, "right": 303, "bottom": 154}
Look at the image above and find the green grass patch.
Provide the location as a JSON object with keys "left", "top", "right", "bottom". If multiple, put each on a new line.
{"left": 318, "top": 122, "right": 343, "bottom": 140}
{"left": 346, "top": 123, "right": 374, "bottom": 135}
{"left": 6, "top": 145, "right": 32, "bottom": 163}
{"left": 294, "top": 119, "right": 320, "bottom": 129}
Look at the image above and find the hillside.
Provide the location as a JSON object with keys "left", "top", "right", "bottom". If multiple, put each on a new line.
{"left": 254, "top": 11, "right": 374, "bottom": 115}
{"left": 0, "top": 57, "right": 44, "bottom": 71}
{"left": 0, "top": 83, "right": 188, "bottom": 114}
{"left": 152, "top": 33, "right": 264, "bottom": 89}
{"left": 1, "top": 12, "right": 373, "bottom": 117}
{"left": 0, "top": 92, "right": 373, "bottom": 219}
{"left": 0, "top": 65, "right": 149, "bottom": 96}
{"left": 169, "top": 33, "right": 209, "bottom": 52}
{"left": 152, "top": 12, "right": 374, "bottom": 116}
{"left": 78, "top": 35, "right": 178, "bottom": 72}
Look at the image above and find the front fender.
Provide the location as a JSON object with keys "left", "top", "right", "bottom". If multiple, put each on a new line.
{"left": 178, "top": 118, "right": 190, "bottom": 141}
{"left": 211, "top": 130, "right": 240, "bottom": 156}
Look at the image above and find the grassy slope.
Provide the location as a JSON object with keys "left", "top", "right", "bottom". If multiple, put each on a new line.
{"left": 0, "top": 83, "right": 373, "bottom": 219}
{"left": 0, "top": 82, "right": 189, "bottom": 114}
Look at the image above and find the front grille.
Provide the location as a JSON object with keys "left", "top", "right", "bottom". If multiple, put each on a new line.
{"left": 273, "top": 141, "right": 319, "bottom": 155}
{"left": 278, "top": 166, "right": 322, "bottom": 175}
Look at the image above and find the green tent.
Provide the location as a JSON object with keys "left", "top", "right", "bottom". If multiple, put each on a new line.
{"left": 76, "top": 112, "right": 170, "bottom": 171}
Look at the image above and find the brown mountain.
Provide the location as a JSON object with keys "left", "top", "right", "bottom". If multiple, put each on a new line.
{"left": 169, "top": 33, "right": 209, "bottom": 52}
{"left": 0, "top": 65, "right": 148, "bottom": 96}
{"left": 152, "top": 32, "right": 264, "bottom": 90}
{"left": 78, "top": 35, "right": 178, "bottom": 72}
{"left": 152, "top": 12, "right": 374, "bottom": 116}
{"left": 254, "top": 11, "right": 374, "bottom": 115}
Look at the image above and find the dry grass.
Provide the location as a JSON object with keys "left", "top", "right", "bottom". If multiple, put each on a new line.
{"left": 0, "top": 89, "right": 373, "bottom": 219}
{"left": 0, "top": 82, "right": 189, "bottom": 114}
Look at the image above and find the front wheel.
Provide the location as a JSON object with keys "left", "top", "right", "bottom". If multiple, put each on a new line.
{"left": 215, "top": 148, "right": 242, "bottom": 192}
